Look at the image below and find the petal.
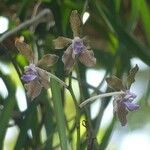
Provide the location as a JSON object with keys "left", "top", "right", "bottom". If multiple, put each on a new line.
{"left": 123, "top": 101, "right": 140, "bottom": 111}
{"left": 117, "top": 106, "right": 128, "bottom": 126}
{"left": 15, "top": 39, "right": 34, "bottom": 63}
{"left": 22, "top": 74, "right": 37, "bottom": 82}
{"left": 36, "top": 67, "right": 50, "bottom": 89}
{"left": 82, "top": 36, "right": 90, "bottom": 49}
{"left": 70, "top": 10, "right": 82, "bottom": 37}
{"left": 106, "top": 76, "right": 125, "bottom": 91}
{"left": 37, "top": 54, "right": 59, "bottom": 68}
{"left": 62, "top": 45, "right": 75, "bottom": 71}
{"left": 79, "top": 50, "right": 96, "bottom": 67}
{"left": 25, "top": 80, "right": 42, "bottom": 100}
{"left": 127, "top": 64, "right": 139, "bottom": 89}
{"left": 115, "top": 101, "right": 128, "bottom": 126}
{"left": 53, "top": 36, "right": 72, "bottom": 49}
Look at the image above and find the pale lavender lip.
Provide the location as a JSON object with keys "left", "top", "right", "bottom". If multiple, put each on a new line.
{"left": 121, "top": 90, "right": 139, "bottom": 111}
{"left": 22, "top": 74, "right": 37, "bottom": 82}
{"left": 72, "top": 38, "right": 85, "bottom": 54}
{"left": 124, "top": 90, "right": 137, "bottom": 100}
{"left": 123, "top": 101, "right": 140, "bottom": 111}
{"left": 22, "top": 64, "right": 38, "bottom": 82}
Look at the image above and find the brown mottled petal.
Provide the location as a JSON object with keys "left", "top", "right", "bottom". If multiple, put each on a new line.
{"left": 106, "top": 76, "right": 125, "bottom": 91}
{"left": 115, "top": 100, "right": 128, "bottom": 126}
{"left": 53, "top": 36, "right": 72, "bottom": 49}
{"left": 70, "top": 10, "right": 82, "bottom": 37}
{"left": 127, "top": 64, "right": 139, "bottom": 89}
{"left": 25, "top": 80, "right": 42, "bottom": 100}
{"left": 37, "top": 54, "right": 59, "bottom": 68}
{"left": 15, "top": 39, "right": 34, "bottom": 63}
{"left": 79, "top": 50, "right": 96, "bottom": 67}
{"left": 36, "top": 67, "right": 49, "bottom": 89}
{"left": 82, "top": 36, "right": 90, "bottom": 49}
{"left": 62, "top": 45, "right": 75, "bottom": 71}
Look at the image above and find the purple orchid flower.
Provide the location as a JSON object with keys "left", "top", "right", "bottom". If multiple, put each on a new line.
{"left": 53, "top": 10, "right": 96, "bottom": 73}
{"left": 106, "top": 65, "right": 140, "bottom": 126}
{"left": 15, "top": 39, "right": 59, "bottom": 100}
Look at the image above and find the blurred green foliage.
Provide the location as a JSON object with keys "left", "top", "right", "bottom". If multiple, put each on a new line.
{"left": 0, "top": 0, "right": 150, "bottom": 150}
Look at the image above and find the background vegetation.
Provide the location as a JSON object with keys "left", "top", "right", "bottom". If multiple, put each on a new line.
{"left": 0, "top": 0, "right": 149, "bottom": 149}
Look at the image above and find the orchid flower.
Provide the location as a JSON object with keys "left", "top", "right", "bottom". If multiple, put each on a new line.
{"left": 106, "top": 65, "right": 140, "bottom": 126}
{"left": 15, "top": 39, "right": 59, "bottom": 100}
{"left": 53, "top": 10, "right": 96, "bottom": 73}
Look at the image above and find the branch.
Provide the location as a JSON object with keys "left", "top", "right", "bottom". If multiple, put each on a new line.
{"left": 0, "top": 9, "right": 55, "bottom": 43}
{"left": 79, "top": 91, "right": 125, "bottom": 108}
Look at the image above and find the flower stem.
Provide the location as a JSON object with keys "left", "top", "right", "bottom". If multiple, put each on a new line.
{"left": 48, "top": 72, "right": 68, "bottom": 88}
{"left": 79, "top": 91, "right": 125, "bottom": 108}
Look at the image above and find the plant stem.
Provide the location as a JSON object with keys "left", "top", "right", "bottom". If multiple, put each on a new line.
{"left": 68, "top": 72, "right": 81, "bottom": 150}
{"left": 68, "top": 87, "right": 80, "bottom": 150}
{"left": 48, "top": 72, "right": 68, "bottom": 88}
{"left": 79, "top": 91, "right": 125, "bottom": 108}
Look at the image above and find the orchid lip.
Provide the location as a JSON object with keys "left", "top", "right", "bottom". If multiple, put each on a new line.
{"left": 123, "top": 101, "right": 140, "bottom": 111}
{"left": 72, "top": 37, "right": 85, "bottom": 54}
{"left": 22, "top": 74, "right": 37, "bottom": 82}
{"left": 124, "top": 90, "right": 137, "bottom": 101}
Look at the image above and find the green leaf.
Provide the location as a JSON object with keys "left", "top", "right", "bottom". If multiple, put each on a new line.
{"left": 0, "top": 74, "right": 16, "bottom": 149}
{"left": 42, "top": 97, "right": 55, "bottom": 150}
{"left": 14, "top": 98, "right": 40, "bottom": 149}
{"left": 95, "top": 1, "right": 150, "bottom": 65}
{"left": 0, "top": 98, "right": 16, "bottom": 149}
{"left": 139, "top": 0, "right": 150, "bottom": 45}
{"left": 99, "top": 117, "right": 116, "bottom": 150}
{"left": 51, "top": 77, "right": 68, "bottom": 150}
{"left": 14, "top": 109, "right": 34, "bottom": 149}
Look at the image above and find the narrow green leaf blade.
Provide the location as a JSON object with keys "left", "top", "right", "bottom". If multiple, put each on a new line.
{"left": 51, "top": 78, "right": 68, "bottom": 150}
{"left": 0, "top": 98, "right": 16, "bottom": 149}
